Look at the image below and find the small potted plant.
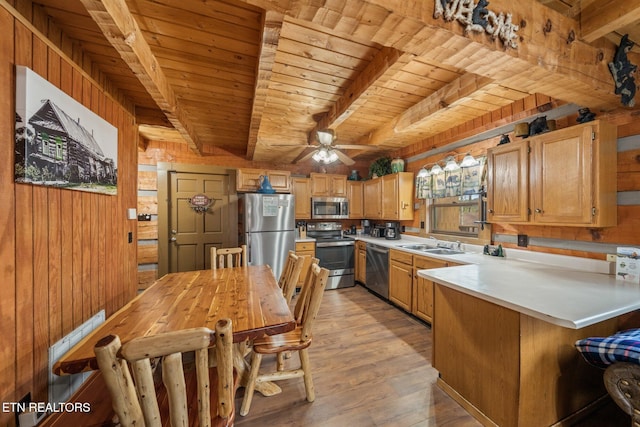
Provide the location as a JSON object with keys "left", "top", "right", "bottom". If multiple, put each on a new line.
{"left": 369, "top": 157, "right": 392, "bottom": 179}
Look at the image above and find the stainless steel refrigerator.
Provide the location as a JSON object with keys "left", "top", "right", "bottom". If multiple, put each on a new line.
{"left": 239, "top": 193, "right": 296, "bottom": 280}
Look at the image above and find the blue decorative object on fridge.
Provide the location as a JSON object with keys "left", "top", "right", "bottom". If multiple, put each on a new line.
{"left": 257, "top": 175, "right": 276, "bottom": 193}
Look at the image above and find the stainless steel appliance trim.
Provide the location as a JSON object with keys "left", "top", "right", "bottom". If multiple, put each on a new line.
{"left": 316, "top": 240, "right": 355, "bottom": 248}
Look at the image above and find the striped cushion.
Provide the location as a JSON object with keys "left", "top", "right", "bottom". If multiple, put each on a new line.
{"left": 575, "top": 328, "right": 640, "bottom": 369}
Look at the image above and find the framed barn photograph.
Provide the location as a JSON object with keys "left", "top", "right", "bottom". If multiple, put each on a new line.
{"left": 14, "top": 65, "right": 118, "bottom": 195}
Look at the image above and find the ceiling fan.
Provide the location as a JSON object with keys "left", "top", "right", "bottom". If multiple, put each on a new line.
{"left": 296, "top": 129, "right": 367, "bottom": 166}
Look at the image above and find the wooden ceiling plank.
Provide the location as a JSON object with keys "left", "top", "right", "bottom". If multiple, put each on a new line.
{"left": 80, "top": 0, "right": 202, "bottom": 154}
{"left": 241, "top": 0, "right": 622, "bottom": 110}
{"left": 310, "top": 47, "right": 412, "bottom": 139}
{"left": 580, "top": 0, "right": 640, "bottom": 43}
{"left": 247, "top": 10, "right": 284, "bottom": 159}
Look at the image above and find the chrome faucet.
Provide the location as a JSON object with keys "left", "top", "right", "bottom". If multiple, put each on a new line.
{"left": 455, "top": 240, "right": 462, "bottom": 251}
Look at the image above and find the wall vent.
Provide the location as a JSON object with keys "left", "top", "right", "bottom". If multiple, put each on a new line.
{"left": 48, "top": 310, "right": 105, "bottom": 405}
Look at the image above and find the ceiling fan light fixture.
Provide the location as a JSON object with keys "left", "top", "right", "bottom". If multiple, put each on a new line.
{"left": 316, "top": 129, "right": 335, "bottom": 145}
{"left": 326, "top": 149, "right": 339, "bottom": 163}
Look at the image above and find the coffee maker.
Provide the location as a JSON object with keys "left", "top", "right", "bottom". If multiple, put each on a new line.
{"left": 362, "top": 219, "right": 371, "bottom": 235}
{"left": 384, "top": 222, "right": 401, "bottom": 240}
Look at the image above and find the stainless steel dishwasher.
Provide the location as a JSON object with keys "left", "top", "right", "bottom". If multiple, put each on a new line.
{"left": 365, "top": 242, "right": 389, "bottom": 299}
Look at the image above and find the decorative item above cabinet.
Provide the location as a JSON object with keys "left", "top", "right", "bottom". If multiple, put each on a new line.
{"left": 486, "top": 120, "right": 617, "bottom": 227}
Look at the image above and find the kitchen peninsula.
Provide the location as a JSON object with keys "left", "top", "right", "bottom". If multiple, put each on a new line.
{"left": 418, "top": 261, "right": 640, "bottom": 427}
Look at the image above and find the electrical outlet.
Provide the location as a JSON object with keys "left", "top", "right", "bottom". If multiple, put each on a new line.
{"left": 607, "top": 254, "right": 617, "bottom": 262}
{"left": 517, "top": 234, "right": 528, "bottom": 247}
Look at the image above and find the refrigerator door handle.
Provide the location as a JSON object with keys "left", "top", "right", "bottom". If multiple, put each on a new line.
{"left": 246, "top": 234, "right": 251, "bottom": 264}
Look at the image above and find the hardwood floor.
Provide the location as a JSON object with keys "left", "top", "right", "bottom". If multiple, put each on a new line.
{"left": 234, "top": 284, "right": 630, "bottom": 427}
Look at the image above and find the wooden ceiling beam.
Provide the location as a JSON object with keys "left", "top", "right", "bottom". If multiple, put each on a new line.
{"left": 309, "top": 47, "right": 414, "bottom": 142}
{"left": 580, "top": 0, "right": 640, "bottom": 43}
{"left": 350, "top": 73, "right": 495, "bottom": 153}
{"left": 246, "top": 10, "right": 284, "bottom": 160}
{"left": 394, "top": 73, "right": 495, "bottom": 132}
{"left": 79, "top": 0, "right": 203, "bottom": 154}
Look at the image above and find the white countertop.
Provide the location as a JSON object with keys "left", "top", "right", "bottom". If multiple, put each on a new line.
{"left": 354, "top": 233, "right": 640, "bottom": 329}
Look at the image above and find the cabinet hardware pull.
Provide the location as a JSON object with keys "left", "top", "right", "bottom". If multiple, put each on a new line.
{"left": 535, "top": 208, "right": 542, "bottom": 213}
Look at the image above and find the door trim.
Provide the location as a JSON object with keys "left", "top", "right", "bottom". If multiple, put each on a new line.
{"left": 157, "top": 162, "right": 237, "bottom": 276}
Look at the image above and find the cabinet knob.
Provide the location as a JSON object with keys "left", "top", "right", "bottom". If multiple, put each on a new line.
{"left": 535, "top": 208, "right": 543, "bottom": 213}
{"left": 488, "top": 209, "right": 494, "bottom": 213}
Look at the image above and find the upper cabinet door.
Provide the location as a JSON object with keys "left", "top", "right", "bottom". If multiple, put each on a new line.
{"left": 530, "top": 126, "right": 593, "bottom": 225}
{"left": 487, "top": 140, "right": 529, "bottom": 223}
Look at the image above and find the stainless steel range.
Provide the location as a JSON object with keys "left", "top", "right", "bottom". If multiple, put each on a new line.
{"left": 306, "top": 222, "right": 355, "bottom": 290}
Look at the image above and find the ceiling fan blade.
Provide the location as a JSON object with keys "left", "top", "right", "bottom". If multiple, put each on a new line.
{"left": 334, "top": 149, "right": 355, "bottom": 165}
{"left": 295, "top": 149, "right": 319, "bottom": 163}
{"left": 334, "top": 144, "right": 379, "bottom": 150}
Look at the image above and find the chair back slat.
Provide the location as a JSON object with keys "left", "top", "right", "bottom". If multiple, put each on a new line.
{"left": 211, "top": 245, "right": 247, "bottom": 270}
{"left": 94, "top": 320, "right": 234, "bottom": 427}
{"left": 294, "top": 257, "right": 319, "bottom": 323}
{"left": 300, "top": 263, "right": 329, "bottom": 341}
{"left": 278, "top": 251, "right": 306, "bottom": 304}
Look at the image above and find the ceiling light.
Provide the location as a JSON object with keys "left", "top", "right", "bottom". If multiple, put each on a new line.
{"left": 317, "top": 129, "right": 334, "bottom": 145}
{"left": 417, "top": 167, "right": 430, "bottom": 177}
{"left": 443, "top": 157, "right": 460, "bottom": 171}
{"left": 430, "top": 164, "right": 443, "bottom": 174}
{"left": 460, "top": 153, "right": 480, "bottom": 167}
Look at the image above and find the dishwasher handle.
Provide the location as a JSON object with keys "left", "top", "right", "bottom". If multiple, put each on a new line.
{"left": 367, "top": 244, "right": 389, "bottom": 255}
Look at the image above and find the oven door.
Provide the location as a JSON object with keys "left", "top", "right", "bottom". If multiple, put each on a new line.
{"left": 315, "top": 241, "right": 355, "bottom": 289}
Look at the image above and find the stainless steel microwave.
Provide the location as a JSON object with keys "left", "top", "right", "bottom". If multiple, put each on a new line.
{"left": 311, "top": 197, "right": 349, "bottom": 219}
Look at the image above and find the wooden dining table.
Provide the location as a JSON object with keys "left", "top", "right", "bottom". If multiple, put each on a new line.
{"left": 53, "top": 264, "right": 295, "bottom": 395}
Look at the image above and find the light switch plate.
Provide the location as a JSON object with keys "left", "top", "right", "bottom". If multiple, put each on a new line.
{"left": 127, "top": 208, "right": 137, "bottom": 220}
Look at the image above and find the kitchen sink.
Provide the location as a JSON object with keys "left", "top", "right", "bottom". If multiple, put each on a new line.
{"left": 399, "top": 244, "right": 464, "bottom": 255}
{"left": 422, "top": 248, "right": 465, "bottom": 255}
{"left": 399, "top": 244, "right": 433, "bottom": 251}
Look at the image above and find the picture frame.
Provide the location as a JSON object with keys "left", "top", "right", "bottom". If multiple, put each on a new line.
{"left": 14, "top": 65, "right": 118, "bottom": 195}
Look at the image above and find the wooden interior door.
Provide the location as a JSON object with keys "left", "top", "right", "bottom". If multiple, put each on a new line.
{"left": 168, "top": 172, "right": 234, "bottom": 272}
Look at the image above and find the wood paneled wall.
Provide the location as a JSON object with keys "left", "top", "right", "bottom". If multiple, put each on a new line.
{"left": 0, "top": 2, "right": 138, "bottom": 425}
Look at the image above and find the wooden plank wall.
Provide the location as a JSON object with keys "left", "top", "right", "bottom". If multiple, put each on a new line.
{"left": 0, "top": 2, "right": 138, "bottom": 425}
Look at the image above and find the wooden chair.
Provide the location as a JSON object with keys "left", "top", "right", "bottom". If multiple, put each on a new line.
{"left": 211, "top": 245, "right": 247, "bottom": 270}
{"left": 240, "top": 263, "right": 329, "bottom": 416}
{"left": 293, "top": 257, "right": 319, "bottom": 324}
{"left": 94, "top": 319, "right": 236, "bottom": 427}
{"left": 278, "top": 251, "right": 306, "bottom": 304}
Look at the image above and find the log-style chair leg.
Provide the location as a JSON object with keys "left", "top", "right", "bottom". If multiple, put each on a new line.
{"left": 299, "top": 348, "right": 315, "bottom": 402}
{"left": 240, "top": 352, "right": 263, "bottom": 416}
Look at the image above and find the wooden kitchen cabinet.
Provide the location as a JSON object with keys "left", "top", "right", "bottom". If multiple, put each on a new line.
{"left": 487, "top": 120, "right": 617, "bottom": 227}
{"left": 413, "top": 255, "right": 448, "bottom": 323}
{"left": 355, "top": 241, "right": 366, "bottom": 284}
{"left": 236, "top": 168, "right": 291, "bottom": 193}
{"left": 310, "top": 173, "right": 347, "bottom": 197}
{"left": 382, "top": 172, "right": 414, "bottom": 220}
{"left": 486, "top": 140, "right": 529, "bottom": 223}
{"left": 291, "top": 177, "right": 311, "bottom": 219}
{"left": 389, "top": 249, "right": 413, "bottom": 312}
{"left": 295, "top": 240, "right": 315, "bottom": 287}
{"left": 348, "top": 181, "right": 364, "bottom": 218}
{"left": 363, "top": 178, "right": 382, "bottom": 218}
